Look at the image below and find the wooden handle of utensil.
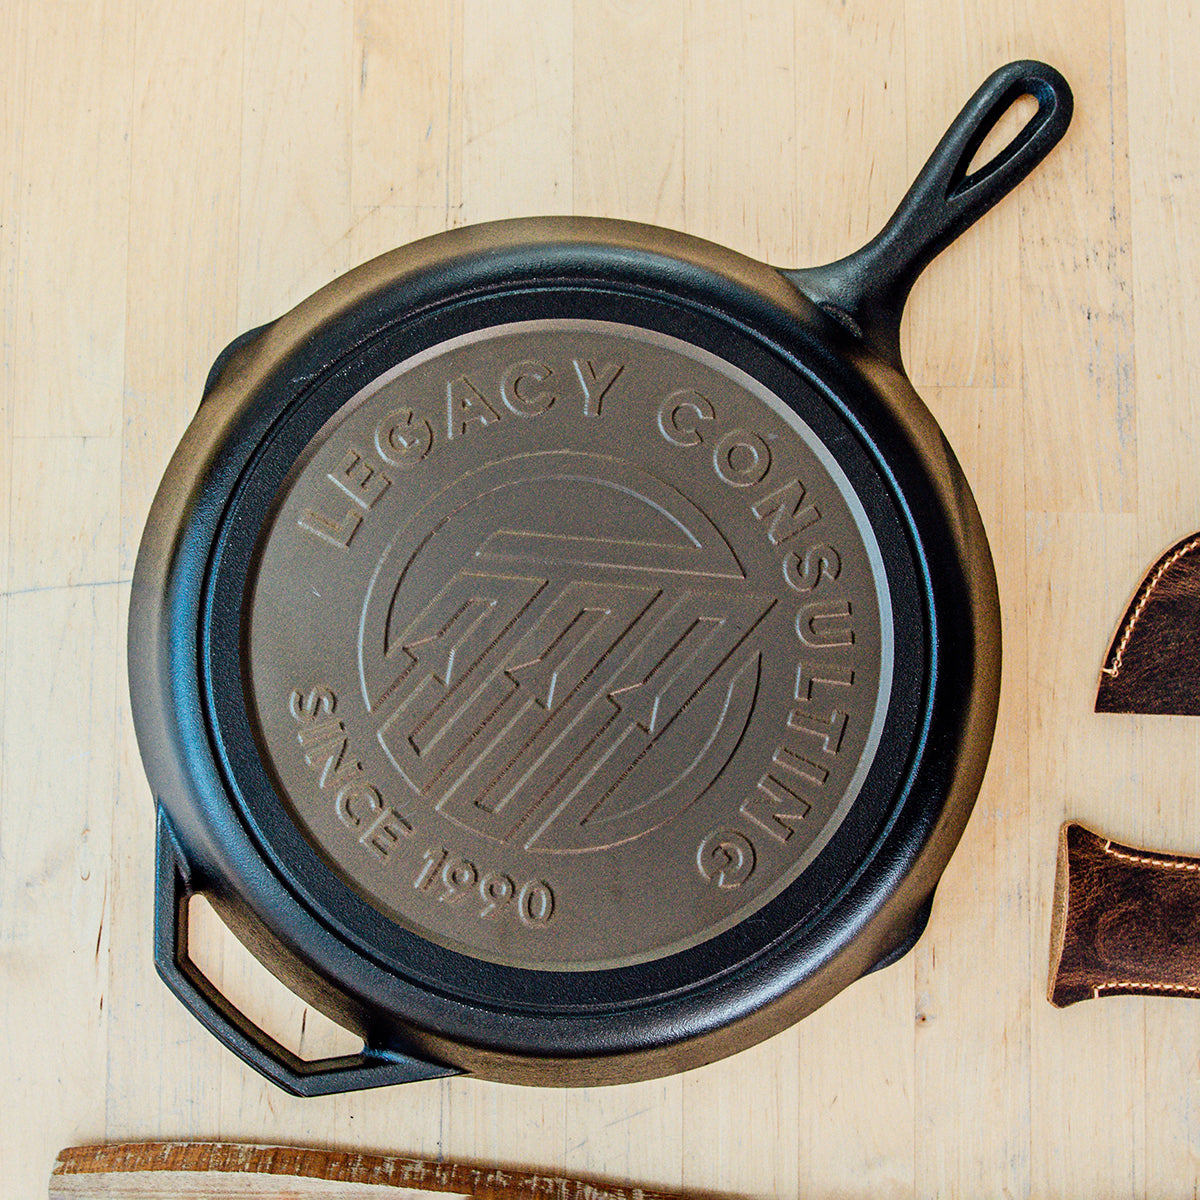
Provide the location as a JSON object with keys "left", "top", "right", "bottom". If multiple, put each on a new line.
{"left": 1048, "top": 822, "right": 1200, "bottom": 1006}
{"left": 49, "top": 1142, "right": 701, "bottom": 1200}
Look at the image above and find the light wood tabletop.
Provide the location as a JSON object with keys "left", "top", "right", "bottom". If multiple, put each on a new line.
{"left": 3, "top": 1, "right": 1198, "bottom": 1197}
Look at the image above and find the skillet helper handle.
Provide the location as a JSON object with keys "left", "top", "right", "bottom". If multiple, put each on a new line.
{"left": 154, "top": 809, "right": 456, "bottom": 1095}
{"left": 790, "top": 60, "right": 1073, "bottom": 363}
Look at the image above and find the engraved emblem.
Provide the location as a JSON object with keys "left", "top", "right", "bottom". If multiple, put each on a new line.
{"left": 360, "top": 456, "right": 773, "bottom": 853}
{"left": 247, "top": 320, "right": 890, "bottom": 970}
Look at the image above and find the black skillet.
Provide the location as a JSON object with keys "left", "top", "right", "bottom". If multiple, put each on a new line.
{"left": 129, "top": 60, "right": 1072, "bottom": 1094}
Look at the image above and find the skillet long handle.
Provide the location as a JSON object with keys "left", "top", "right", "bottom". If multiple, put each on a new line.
{"left": 788, "top": 60, "right": 1073, "bottom": 365}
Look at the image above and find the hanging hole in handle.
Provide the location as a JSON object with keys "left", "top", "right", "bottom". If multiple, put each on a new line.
{"left": 960, "top": 92, "right": 1041, "bottom": 190}
{"left": 186, "top": 894, "right": 364, "bottom": 1064}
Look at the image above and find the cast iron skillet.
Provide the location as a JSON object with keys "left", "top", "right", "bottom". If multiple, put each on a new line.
{"left": 129, "top": 61, "right": 1072, "bottom": 1095}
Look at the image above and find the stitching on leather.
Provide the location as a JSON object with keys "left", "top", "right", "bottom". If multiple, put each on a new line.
{"left": 1090, "top": 839, "right": 1200, "bottom": 1000}
{"left": 1095, "top": 981, "right": 1200, "bottom": 997}
{"left": 1102, "top": 535, "right": 1200, "bottom": 678}
{"left": 1103, "top": 838, "right": 1200, "bottom": 873}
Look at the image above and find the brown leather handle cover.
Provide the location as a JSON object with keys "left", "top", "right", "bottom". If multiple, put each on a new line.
{"left": 1049, "top": 822, "right": 1200, "bottom": 1006}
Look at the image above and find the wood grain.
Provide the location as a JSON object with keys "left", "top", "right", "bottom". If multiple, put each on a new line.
{"left": 573, "top": 0, "right": 684, "bottom": 228}
{"left": 353, "top": 0, "right": 462, "bottom": 214}
{"left": 902, "top": 0, "right": 1019, "bottom": 390}
{"left": 1026, "top": 512, "right": 1146, "bottom": 1198}
{"left": 461, "top": 0, "right": 573, "bottom": 224}
{"left": 913, "top": 387, "right": 1032, "bottom": 1197}
{"left": 3, "top": 590, "right": 119, "bottom": 1188}
{"left": 2, "top": 1, "right": 1195, "bottom": 1196}
{"left": 239, "top": 0, "right": 354, "bottom": 327}
{"left": 11, "top": 0, "right": 133, "bottom": 440}
{"left": 1018, "top": 0, "right": 1136, "bottom": 515}
{"left": 682, "top": 1, "right": 797, "bottom": 265}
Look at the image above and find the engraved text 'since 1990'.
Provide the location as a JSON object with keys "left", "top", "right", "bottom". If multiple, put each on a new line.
{"left": 247, "top": 320, "right": 893, "bottom": 971}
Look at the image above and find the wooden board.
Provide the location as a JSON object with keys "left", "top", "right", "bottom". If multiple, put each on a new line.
{"left": 4, "top": 2, "right": 1197, "bottom": 1196}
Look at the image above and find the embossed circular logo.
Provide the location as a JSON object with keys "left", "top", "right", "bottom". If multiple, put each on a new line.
{"left": 247, "top": 320, "right": 892, "bottom": 970}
